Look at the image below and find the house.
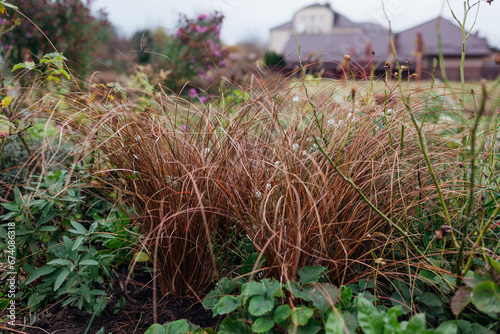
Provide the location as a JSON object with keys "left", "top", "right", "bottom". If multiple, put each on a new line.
{"left": 269, "top": 2, "right": 499, "bottom": 80}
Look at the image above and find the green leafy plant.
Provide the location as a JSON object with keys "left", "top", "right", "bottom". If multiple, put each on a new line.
{"left": 0, "top": 168, "right": 130, "bottom": 314}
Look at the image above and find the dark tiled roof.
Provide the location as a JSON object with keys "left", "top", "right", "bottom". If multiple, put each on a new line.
{"left": 283, "top": 32, "right": 391, "bottom": 64}
{"left": 271, "top": 20, "right": 294, "bottom": 31}
{"left": 397, "top": 18, "right": 491, "bottom": 59}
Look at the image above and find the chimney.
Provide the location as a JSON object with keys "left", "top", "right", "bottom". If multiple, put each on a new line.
{"left": 325, "top": 2, "right": 331, "bottom": 8}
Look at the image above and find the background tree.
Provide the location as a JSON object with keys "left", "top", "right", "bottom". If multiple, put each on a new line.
{"left": 1, "top": 0, "right": 110, "bottom": 67}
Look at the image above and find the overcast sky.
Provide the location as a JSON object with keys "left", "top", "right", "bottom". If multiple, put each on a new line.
{"left": 90, "top": 0, "right": 500, "bottom": 49}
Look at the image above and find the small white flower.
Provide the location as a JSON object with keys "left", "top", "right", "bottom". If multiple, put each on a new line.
{"left": 386, "top": 108, "right": 393, "bottom": 115}
{"left": 275, "top": 161, "right": 280, "bottom": 167}
{"left": 292, "top": 96, "right": 300, "bottom": 103}
{"left": 310, "top": 143, "right": 318, "bottom": 151}
{"left": 266, "top": 183, "right": 272, "bottom": 190}
{"left": 347, "top": 113, "right": 353, "bottom": 119}
{"left": 337, "top": 119, "right": 343, "bottom": 126}
{"left": 292, "top": 143, "right": 299, "bottom": 151}
{"left": 135, "top": 135, "right": 141, "bottom": 141}
{"left": 327, "top": 118, "right": 336, "bottom": 125}
{"left": 255, "top": 191, "right": 262, "bottom": 199}
{"left": 306, "top": 137, "right": 313, "bottom": 142}
{"left": 204, "top": 147, "right": 211, "bottom": 156}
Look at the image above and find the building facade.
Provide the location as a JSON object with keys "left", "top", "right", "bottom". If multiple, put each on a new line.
{"left": 269, "top": 2, "right": 499, "bottom": 80}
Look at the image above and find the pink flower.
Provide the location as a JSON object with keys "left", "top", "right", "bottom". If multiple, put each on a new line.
{"left": 220, "top": 60, "right": 226, "bottom": 67}
{"left": 199, "top": 69, "right": 205, "bottom": 79}
{"left": 179, "top": 125, "right": 187, "bottom": 132}
{"left": 200, "top": 96, "right": 207, "bottom": 104}
{"left": 197, "top": 14, "right": 209, "bottom": 20}
{"left": 189, "top": 88, "right": 197, "bottom": 98}
{"left": 176, "top": 29, "right": 183, "bottom": 37}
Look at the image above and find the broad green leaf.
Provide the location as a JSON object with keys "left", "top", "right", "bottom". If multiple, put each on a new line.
{"left": 298, "top": 266, "right": 327, "bottom": 285}
{"left": 69, "top": 220, "right": 88, "bottom": 234}
{"left": 272, "top": 304, "right": 291, "bottom": 324}
{"left": 144, "top": 324, "right": 166, "bottom": 334}
{"left": 72, "top": 236, "right": 85, "bottom": 250}
{"left": 418, "top": 292, "right": 441, "bottom": 307}
{"left": 80, "top": 284, "right": 91, "bottom": 303}
{"left": 241, "top": 281, "right": 265, "bottom": 297}
{"left": 1, "top": 202, "right": 19, "bottom": 211}
{"left": 248, "top": 295, "right": 274, "bottom": 317}
{"left": 451, "top": 286, "right": 473, "bottom": 316}
{"left": 39, "top": 226, "right": 57, "bottom": 232}
{"left": 262, "top": 279, "right": 284, "bottom": 298}
{"left": 407, "top": 313, "right": 426, "bottom": 333}
{"left": 290, "top": 306, "right": 314, "bottom": 326}
{"left": 14, "top": 187, "right": 22, "bottom": 206}
{"left": 79, "top": 259, "right": 99, "bottom": 266}
{"left": 164, "top": 319, "right": 195, "bottom": 334}
{"left": 434, "top": 320, "right": 458, "bottom": 334}
{"left": 54, "top": 268, "right": 70, "bottom": 291}
{"left": 472, "top": 281, "right": 500, "bottom": 314}
{"left": 47, "top": 259, "right": 73, "bottom": 267}
{"left": 134, "top": 251, "right": 149, "bottom": 262}
{"left": 325, "top": 309, "right": 344, "bottom": 334}
{"left": 219, "top": 315, "right": 250, "bottom": 334}
{"left": 357, "top": 297, "right": 384, "bottom": 334}
{"left": 308, "top": 283, "right": 340, "bottom": 315}
{"left": 290, "top": 318, "right": 322, "bottom": 334}
{"left": 26, "top": 265, "right": 57, "bottom": 284}
{"left": 213, "top": 295, "right": 240, "bottom": 316}
{"left": 12, "top": 61, "right": 35, "bottom": 71}
{"left": 486, "top": 256, "right": 500, "bottom": 274}
{"left": 251, "top": 318, "right": 274, "bottom": 333}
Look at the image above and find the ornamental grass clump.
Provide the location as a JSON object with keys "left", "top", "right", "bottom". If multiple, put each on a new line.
{"left": 60, "top": 75, "right": 464, "bottom": 296}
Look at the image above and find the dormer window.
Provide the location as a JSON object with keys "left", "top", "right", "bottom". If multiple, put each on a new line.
{"left": 298, "top": 18, "right": 307, "bottom": 33}
{"left": 309, "top": 16, "right": 316, "bottom": 33}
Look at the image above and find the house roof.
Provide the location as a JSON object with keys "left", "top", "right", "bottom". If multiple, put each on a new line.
{"left": 396, "top": 18, "right": 491, "bottom": 59}
{"left": 283, "top": 32, "right": 391, "bottom": 65}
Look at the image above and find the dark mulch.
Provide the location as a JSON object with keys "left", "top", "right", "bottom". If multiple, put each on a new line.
{"left": 15, "top": 268, "right": 222, "bottom": 334}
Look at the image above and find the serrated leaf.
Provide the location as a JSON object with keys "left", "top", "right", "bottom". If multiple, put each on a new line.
{"left": 434, "top": 320, "right": 458, "bottom": 334}
{"left": 325, "top": 310, "right": 344, "bottom": 334}
{"left": 164, "top": 319, "right": 196, "bottom": 334}
{"left": 251, "top": 318, "right": 274, "bottom": 333}
{"left": 213, "top": 295, "right": 239, "bottom": 316}
{"left": 144, "top": 324, "right": 166, "bottom": 334}
{"left": 308, "top": 283, "right": 340, "bottom": 315}
{"left": 219, "top": 315, "right": 250, "bottom": 334}
{"left": 54, "top": 268, "right": 70, "bottom": 291}
{"left": 26, "top": 265, "right": 57, "bottom": 284}
{"left": 273, "top": 304, "right": 291, "bottom": 324}
{"left": 298, "top": 266, "right": 327, "bottom": 285}
{"left": 407, "top": 313, "right": 426, "bottom": 332}
{"left": 418, "top": 292, "right": 441, "bottom": 307}
{"left": 241, "top": 281, "right": 265, "bottom": 297}
{"left": 451, "top": 286, "right": 473, "bottom": 316}
{"left": 291, "top": 318, "right": 322, "bottom": 334}
{"left": 248, "top": 295, "right": 274, "bottom": 317}
{"left": 472, "top": 281, "right": 500, "bottom": 314}
{"left": 290, "top": 306, "right": 314, "bottom": 326}
{"left": 357, "top": 297, "right": 384, "bottom": 334}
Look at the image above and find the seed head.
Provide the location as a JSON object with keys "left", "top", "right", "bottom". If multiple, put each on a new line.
{"left": 344, "top": 54, "right": 351, "bottom": 61}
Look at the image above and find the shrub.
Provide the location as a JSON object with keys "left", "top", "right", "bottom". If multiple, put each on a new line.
{"left": 263, "top": 51, "right": 286, "bottom": 69}
{"left": 1, "top": 0, "right": 110, "bottom": 66}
